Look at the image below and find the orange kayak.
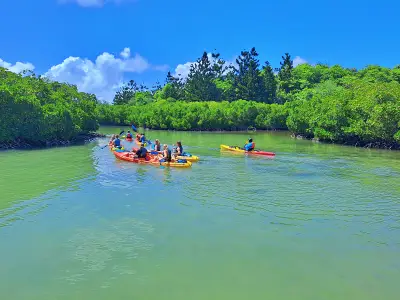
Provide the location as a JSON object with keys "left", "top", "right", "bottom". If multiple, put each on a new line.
{"left": 113, "top": 151, "right": 192, "bottom": 168}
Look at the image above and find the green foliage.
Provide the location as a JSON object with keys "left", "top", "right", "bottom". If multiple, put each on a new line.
{"left": 285, "top": 79, "right": 400, "bottom": 147}
{"left": 113, "top": 80, "right": 138, "bottom": 105}
{"left": 261, "top": 61, "right": 278, "bottom": 103}
{"left": 278, "top": 53, "right": 294, "bottom": 94}
{"left": 233, "top": 47, "right": 265, "bottom": 102}
{"left": 96, "top": 99, "right": 289, "bottom": 131}
{"left": 184, "top": 52, "right": 220, "bottom": 101}
{"left": 0, "top": 67, "right": 99, "bottom": 144}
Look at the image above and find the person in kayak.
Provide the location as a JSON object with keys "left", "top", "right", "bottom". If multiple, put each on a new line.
{"left": 140, "top": 133, "right": 146, "bottom": 143}
{"left": 176, "top": 141, "right": 183, "bottom": 156}
{"left": 135, "top": 143, "right": 148, "bottom": 158}
{"left": 126, "top": 131, "right": 132, "bottom": 139}
{"left": 113, "top": 135, "right": 122, "bottom": 149}
{"left": 244, "top": 138, "right": 255, "bottom": 151}
{"left": 153, "top": 139, "right": 161, "bottom": 152}
{"left": 159, "top": 144, "right": 172, "bottom": 162}
{"left": 136, "top": 133, "right": 141, "bottom": 141}
{"left": 109, "top": 134, "right": 116, "bottom": 144}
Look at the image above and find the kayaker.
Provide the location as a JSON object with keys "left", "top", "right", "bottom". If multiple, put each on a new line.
{"left": 113, "top": 135, "right": 122, "bottom": 149}
{"left": 176, "top": 141, "right": 183, "bottom": 156}
{"left": 159, "top": 144, "right": 172, "bottom": 162}
{"left": 109, "top": 134, "right": 116, "bottom": 144}
{"left": 154, "top": 139, "right": 161, "bottom": 152}
{"left": 244, "top": 138, "right": 255, "bottom": 151}
{"left": 135, "top": 143, "right": 148, "bottom": 158}
{"left": 126, "top": 131, "right": 132, "bottom": 139}
{"left": 140, "top": 133, "right": 146, "bottom": 143}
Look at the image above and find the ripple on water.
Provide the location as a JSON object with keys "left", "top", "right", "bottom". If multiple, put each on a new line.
{"left": 62, "top": 218, "right": 154, "bottom": 286}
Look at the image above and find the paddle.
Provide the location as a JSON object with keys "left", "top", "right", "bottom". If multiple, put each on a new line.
{"left": 131, "top": 124, "right": 138, "bottom": 132}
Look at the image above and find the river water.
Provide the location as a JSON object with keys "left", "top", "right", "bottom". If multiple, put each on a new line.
{"left": 0, "top": 127, "right": 399, "bottom": 299}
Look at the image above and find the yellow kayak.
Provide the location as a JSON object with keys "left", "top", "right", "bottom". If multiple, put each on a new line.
{"left": 176, "top": 155, "right": 199, "bottom": 162}
{"left": 109, "top": 143, "right": 125, "bottom": 152}
{"left": 137, "top": 148, "right": 200, "bottom": 162}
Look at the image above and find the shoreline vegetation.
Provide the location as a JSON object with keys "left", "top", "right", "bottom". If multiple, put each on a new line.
{"left": 0, "top": 132, "right": 105, "bottom": 151}
{"left": 0, "top": 67, "right": 103, "bottom": 150}
{"left": 1, "top": 48, "right": 400, "bottom": 150}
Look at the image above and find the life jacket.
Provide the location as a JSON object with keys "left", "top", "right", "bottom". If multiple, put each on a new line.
{"left": 137, "top": 147, "right": 147, "bottom": 158}
{"left": 166, "top": 149, "right": 172, "bottom": 162}
{"left": 177, "top": 146, "right": 183, "bottom": 155}
{"left": 126, "top": 133, "right": 132, "bottom": 138}
{"left": 155, "top": 144, "right": 161, "bottom": 151}
{"left": 249, "top": 142, "right": 255, "bottom": 150}
{"left": 114, "top": 139, "right": 121, "bottom": 147}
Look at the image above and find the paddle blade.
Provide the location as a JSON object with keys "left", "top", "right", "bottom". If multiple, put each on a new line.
{"left": 131, "top": 124, "right": 138, "bottom": 132}
{"left": 119, "top": 130, "right": 125, "bottom": 135}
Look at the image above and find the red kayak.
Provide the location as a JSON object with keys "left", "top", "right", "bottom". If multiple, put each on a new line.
{"left": 126, "top": 137, "right": 133, "bottom": 142}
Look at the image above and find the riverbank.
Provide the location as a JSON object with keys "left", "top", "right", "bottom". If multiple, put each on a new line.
{"left": 291, "top": 134, "right": 400, "bottom": 150}
{"left": 0, "top": 132, "right": 105, "bottom": 151}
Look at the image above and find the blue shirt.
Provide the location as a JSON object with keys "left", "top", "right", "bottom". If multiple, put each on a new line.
{"left": 114, "top": 138, "right": 121, "bottom": 147}
{"left": 140, "top": 136, "right": 146, "bottom": 142}
{"left": 244, "top": 142, "right": 254, "bottom": 151}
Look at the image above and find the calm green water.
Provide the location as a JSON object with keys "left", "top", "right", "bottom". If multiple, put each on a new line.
{"left": 1, "top": 126, "right": 399, "bottom": 299}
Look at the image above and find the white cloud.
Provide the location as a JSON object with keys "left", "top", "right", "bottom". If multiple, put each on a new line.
{"left": 43, "top": 48, "right": 164, "bottom": 102}
{"left": 293, "top": 56, "right": 307, "bottom": 67}
{"left": 0, "top": 58, "right": 35, "bottom": 74}
{"left": 120, "top": 47, "right": 131, "bottom": 59}
{"left": 58, "top": 0, "right": 135, "bottom": 7}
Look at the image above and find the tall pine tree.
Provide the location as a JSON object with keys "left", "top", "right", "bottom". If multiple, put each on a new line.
{"left": 262, "top": 61, "right": 277, "bottom": 103}
{"left": 113, "top": 80, "right": 137, "bottom": 105}
{"left": 163, "top": 71, "right": 184, "bottom": 99}
{"left": 278, "top": 53, "right": 293, "bottom": 94}
{"left": 184, "top": 51, "right": 220, "bottom": 101}
{"left": 234, "top": 47, "right": 265, "bottom": 102}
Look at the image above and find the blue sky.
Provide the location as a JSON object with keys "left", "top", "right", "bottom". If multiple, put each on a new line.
{"left": 0, "top": 0, "right": 399, "bottom": 101}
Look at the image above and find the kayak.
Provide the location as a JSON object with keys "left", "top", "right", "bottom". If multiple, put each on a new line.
{"left": 143, "top": 149, "right": 200, "bottom": 162}
{"left": 126, "top": 137, "right": 133, "bottom": 142}
{"left": 220, "top": 144, "right": 275, "bottom": 156}
{"left": 113, "top": 151, "right": 192, "bottom": 168}
{"left": 135, "top": 140, "right": 147, "bottom": 147}
{"left": 177, "top": 152, "right": 200, "bottom": 162}
{"left": 109, "top": 143, "right": 125, "bottom": 152}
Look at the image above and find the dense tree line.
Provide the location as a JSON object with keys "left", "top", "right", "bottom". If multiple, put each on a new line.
{"left": 0, "top": 67, "right": 99, "bottom": 147}
{"left": 1, "top": 46, "right": 399, "bottom": 150}
{"left": 98, "top": 48, "right": 400, "bottom": 149}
